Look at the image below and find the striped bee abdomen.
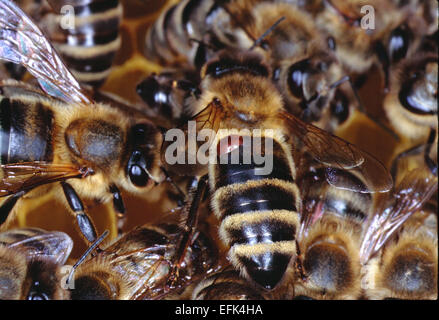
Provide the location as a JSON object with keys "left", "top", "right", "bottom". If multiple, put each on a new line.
{"left": 44, "top": 0, "right": 123, "bottom": 87}
{"left": 211, "top": 134, "right": 300, "bottom": 290}
{"left": 144, "top": 0, "right": 215, "bottom": 66}
{"left": 0, "top": 97, "right": 54, "bottom": 165}
{"left": 301, "top": 164, "right": 373, "bottom": 223}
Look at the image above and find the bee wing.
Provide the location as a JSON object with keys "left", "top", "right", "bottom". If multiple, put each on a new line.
{"left": 0, "top": 227, "right": 73, "bottom": 264}
{"left": 0, "top": 162, "right": 90, "bottom": 197}
{"left": 359, "top": 169, "right": 438, "bottom": 264}
{"left": 105, "top": 244, "right": 174, "bottom": 300}
{"left": 280, "top": 111, "right": 393, "bottom": 193}
{"left": 0, "top": 0, "right": 92, "bottom": 104}
{"left": 161, "top": 99, "right": 225, "bottom": 176}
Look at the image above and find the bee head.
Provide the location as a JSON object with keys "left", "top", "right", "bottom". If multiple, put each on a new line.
{"left": 125, "top": 122, "right": 162, "bottom": 189}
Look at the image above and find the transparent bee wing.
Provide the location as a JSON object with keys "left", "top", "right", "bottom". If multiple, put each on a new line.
{"left": 0, "top": 162, "right": 91, "bottom": 197}
{"left": 0, "top": 227, "right": 73, "bottom": 264}
{"left": 359, "top": 169, "right": 438, "bottom": 264}
{"left": 0, "top": 0, "right": 91, "bottom": 104}
{"left": 281, "top": 111, "right": 393, "bottom": 193}
{"left": 161, "top": 99, "right": 225, "bottom": 177}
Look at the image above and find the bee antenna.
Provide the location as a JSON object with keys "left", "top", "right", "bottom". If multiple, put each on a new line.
{"left": 66, "top": 230, "right": 110, "bottom": 287}
{"left": 329, "top": 75, "right": 400, "bottom": 141}
{"left": 249, "top": 16, "right": 286, "bottom": 51}
{"left": 189, "top": 38, "right": 215, "bottom": 50}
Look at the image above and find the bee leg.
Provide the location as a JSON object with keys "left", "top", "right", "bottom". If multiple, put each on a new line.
{"left": 161, "top": 168, "right": 187, "bottom": 208}
{"left": 390, "top": 144, "right": 425, "bottom": 180}
{"left": 61, "top": 182, "right": 98, "bottom": 244}
{"left": 0, "top": 191, "right": 25, "bottom": 225}
{"left": 109, "top": 184, "right": 126, "bottom": 235}
{"left": 168, "top": 174, "right": 209, "bottom": 287}
{"left": 295, "top": 241, "right": 307, "bottom": 282}
{"left": 424, "top": 129, "right": 437, "bottom": 177}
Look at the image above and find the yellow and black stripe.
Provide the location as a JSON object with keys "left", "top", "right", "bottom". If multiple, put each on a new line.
{"left": 47, "top": 0, "right": 123, "bottom": 87}
{"left": 211, "top": 135, "right": 301, "bottom": 290}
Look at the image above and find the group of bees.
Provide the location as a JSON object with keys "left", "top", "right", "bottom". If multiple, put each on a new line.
{"left": 0, "top": 0, "right": 437, "bottom": 300}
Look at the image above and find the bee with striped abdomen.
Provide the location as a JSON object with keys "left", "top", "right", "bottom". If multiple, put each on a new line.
{"left": 161, "top": 49, "right": 392, "bottom": 291}
{"left": 143, "top": 0, "right": 364, "bottom": 133}
{"left": 0, "top": 227, "right": 72, "bottom": 300}
{"left": 291, "top": 163, "right": 374, "bottom": 299}
{"left": 37, "top": 0, "right": 123, "bottom": 88}
{"left": 292, "top": 167, "right": 437, "bottom": 299}
{"left": 144, "top": 0, "right": 239, "bottom": 68}
{"left": 0, "top": 0, "right": 164, "bottom": 244}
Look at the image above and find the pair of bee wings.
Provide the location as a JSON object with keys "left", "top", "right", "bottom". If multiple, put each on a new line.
{"left": 97, "top": 220, "right": 200, "bottom": 300}
{"left": 0, "top": 227, "right": 73, "bottom": 264}
{"left": 0, "top": 0, "right": 91, "bottom": 104}
{"left": 163, "top": 97, "right": 393, "bottom": 193}
{"left": 359, "top": 169, "right": 438, "bottom": 264}
{"left": 0, "top": 0, "right": 95, "bottom": 198}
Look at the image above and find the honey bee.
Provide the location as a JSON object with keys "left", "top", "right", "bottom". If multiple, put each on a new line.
{"left": 161, "top": 49, "right": 392, "bottom": 291}
{"left": 237, "top": 1, "right": 361, "bottom": 130}
{"left": 192, "top": 269, "right": 267, "bottom": 300}
{"left": 69, "top": 217, "right": 218, "bottom": 300}
{"left": 0, "top": 0, "right": 164, "bottom": 243}
{"left": 384, "top": 50, "right": 438, "bottom": 178}
{"left": 290, "top": 164, "right": 374, "bottom": 299}
{"left": 360, "top": 169, "right": 438, "bottom": 300}
{"left": 291, "top": 167, "right": 437, "bottom": 300}
{"left": 144, "top": 0, "right": 234, "bottom": 68}
{"left": 143, "top": 0, "right": 369, "bottom": 133}
{"left": 17, "top": 0, "right": 123, "bottom": 88}
{"left": 0, "top": 227, "right": 72, "bottom": 300}
{"left": 312, "top": 0, "right": 437, "bottom": 87}
{"left": 136, "top": 69, "right": 201, "bottom": 129}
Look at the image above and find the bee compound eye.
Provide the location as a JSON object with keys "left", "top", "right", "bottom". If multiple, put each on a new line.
{"left": 27, "top": 290, "right": 49, "bottom": 300}
{"left": 388, "top": 26, "right": 410, "bottom": 63}
{"left": 129, "top": 164, "right": 149, "bottom": 187}
{"left": 287, "top": 60, "right": 310, "bottom": 100}
{"left": 137, "top": 77, "right": 169, "bottom": 108}
{"left": 330, "top": 90, "right": 350, "bottom": 123}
